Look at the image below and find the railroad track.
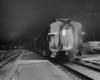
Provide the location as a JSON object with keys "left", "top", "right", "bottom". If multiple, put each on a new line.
{"left": 0, "top": 50, "right": 20, "bottom": 60}
{"left": 0, "top": 50, "right": 15, "bottom": 60}
{"left": 36, "top": 52, "right": 100, "bottom": 80}
{"left": 0, "top": 50, "right": 22, "bottom": 68}
{"left": 82, "top": 60, "right": 100, "bottom": 66}
{"left": 50, "top": 59, "right": 93, "bottom": 80}
{"left": 73, "top": 58, "right": 100, "bottom": 72}
{"left": 47, "top": 57, "right": 100, "bottom": 80}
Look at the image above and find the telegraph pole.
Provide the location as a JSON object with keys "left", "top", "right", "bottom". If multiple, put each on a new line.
{"left": 86, "top": 10, "right": 100, "bottom": 41}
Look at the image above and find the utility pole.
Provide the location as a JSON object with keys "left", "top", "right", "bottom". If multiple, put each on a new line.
{"left": 86, "top": 10, "right": 100, "bottom": 41}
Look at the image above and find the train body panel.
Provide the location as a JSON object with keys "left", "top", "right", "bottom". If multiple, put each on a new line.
{"left": 70, "top": 21, "right": 82, "bottom": 54}
{"left": 34, "top": 19, "right": 82, "bottom": 61}
{"left": 49, "top": 21, "right": 62, "bottom": 52}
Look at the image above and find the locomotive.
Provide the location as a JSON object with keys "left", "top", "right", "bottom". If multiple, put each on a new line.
{"left": 34, "top": 18, "right": 82, "bottom": 61}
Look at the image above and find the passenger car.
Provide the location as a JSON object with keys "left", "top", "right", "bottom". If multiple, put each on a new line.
{"left": 34, "top": 18, "right": 82, "bottom": 61}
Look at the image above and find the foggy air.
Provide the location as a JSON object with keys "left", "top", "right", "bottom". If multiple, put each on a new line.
{"left": 0, "top": 0, "right": 100, "bottom": 44}
{"left": 0, "top": 0, "right": 100, "bottom": 80}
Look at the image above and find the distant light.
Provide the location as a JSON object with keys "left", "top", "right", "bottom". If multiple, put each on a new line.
{"left": 14, "top": 46, "right": 17, "bottom": 48}
{"left": 81, "top": 32, "right": 85, "bottom": 35}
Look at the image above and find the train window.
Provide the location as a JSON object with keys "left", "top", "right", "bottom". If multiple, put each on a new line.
{"left": 62, "top": 29, "right": 66, "bottom": 36}
{"left": 61, "top": 27, "right": 74, "bottom": 50}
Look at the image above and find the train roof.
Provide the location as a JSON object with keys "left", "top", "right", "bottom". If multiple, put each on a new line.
{"left": 56, "top": 18, "right": 72, "bottom": 22}
{"left": 35, "top": 18, "right": 73, "bottom": 40}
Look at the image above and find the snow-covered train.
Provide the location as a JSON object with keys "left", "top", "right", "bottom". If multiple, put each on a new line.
{"left": 34, "top": 18, "right": 82, "bottom": 61}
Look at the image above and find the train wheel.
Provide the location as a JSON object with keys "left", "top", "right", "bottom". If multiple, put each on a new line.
{"left": 50, "top": 51, "right": 57, "bottom": 58}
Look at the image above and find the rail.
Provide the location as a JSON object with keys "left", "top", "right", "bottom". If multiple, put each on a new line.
{"left": 0, "top": 50, "right": 22, "bottom": 68}
{"left": 47, "top": 58, "right": 93, "bottom": 80}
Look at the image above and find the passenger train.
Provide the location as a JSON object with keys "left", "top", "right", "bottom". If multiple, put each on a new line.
{"left": 34, "top": 18, "right": 82, "bottom": 61}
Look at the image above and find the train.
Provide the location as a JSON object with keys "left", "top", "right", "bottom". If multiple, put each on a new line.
{"left": 34, "top": 18, "right": 82, "bottom": 61}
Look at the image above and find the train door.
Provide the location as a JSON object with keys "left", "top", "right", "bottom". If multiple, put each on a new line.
{"left": 59, "top": 24, "right": 75, "bottom": 61}
{"left": 60, "top": 24, "right": 74, "bottom": 51}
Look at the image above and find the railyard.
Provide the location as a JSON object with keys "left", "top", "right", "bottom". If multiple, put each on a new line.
{"left": 0, "top": 0, "right": 100, "bottom": 80}
{"left": 0, "top": 50, "right": 100, "bottom": 80}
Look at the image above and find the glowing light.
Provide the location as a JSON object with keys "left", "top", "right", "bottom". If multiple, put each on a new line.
{"left": 62, "top": 28, "right": 74, "bottom": 50}
{"left": 81, "top": 32, "right": 85, "bottom": 35}
{"left": 62, "top": 29, "right": 66, "bottom": 36}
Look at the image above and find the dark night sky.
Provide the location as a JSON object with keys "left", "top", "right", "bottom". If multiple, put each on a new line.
{"left": 0, "top": 0, "right": 100, "bottom": 44}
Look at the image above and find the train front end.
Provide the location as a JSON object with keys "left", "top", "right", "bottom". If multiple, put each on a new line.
{"left": 61, "top": 24, "right": 74, "bottom": 51}
{"left": 49, "top": 19, "right": 82, "bottom": 61}
{"left": 60, "top": 21, "right": 82, "bottom": 61}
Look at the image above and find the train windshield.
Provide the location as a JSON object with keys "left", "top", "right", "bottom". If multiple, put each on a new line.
{"left": 61, "top": 26, "right": 74, "bottom": 50}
